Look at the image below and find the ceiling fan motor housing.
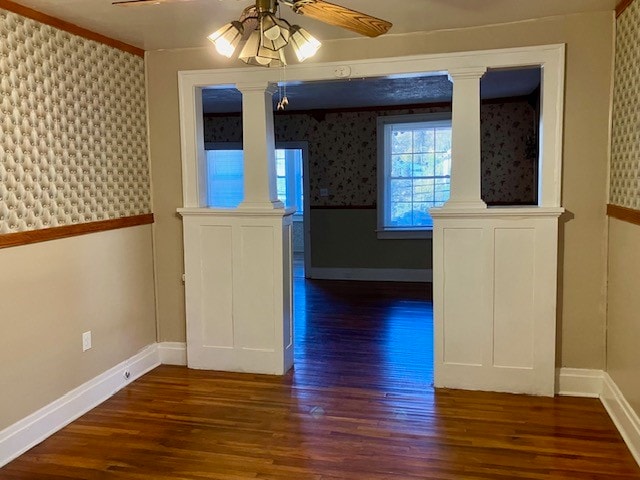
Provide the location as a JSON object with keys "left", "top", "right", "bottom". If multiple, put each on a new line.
{"left": 256, "top": 0, "right": 277, "bottom": 14}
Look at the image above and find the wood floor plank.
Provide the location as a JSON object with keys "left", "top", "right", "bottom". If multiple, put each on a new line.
{"left": 2, "top": 267, "right": 638, "bottom": 479}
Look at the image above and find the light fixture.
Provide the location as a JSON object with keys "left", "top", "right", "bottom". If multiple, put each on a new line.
{"left": 207, "top": 21, "right": 244, "bottom": 58}
{"left": 239, "top": 30, "right": 287, "bottom": 67}
{"left": 206, "top": 0, "right": 321, "bottom": 68}
{"left": 289, "top": 25, "right": 321, "bottom": 62}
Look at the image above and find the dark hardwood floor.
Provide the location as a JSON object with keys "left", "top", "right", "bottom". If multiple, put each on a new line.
{"left": 2, "top": 262, "right": 639, "bottom": 479}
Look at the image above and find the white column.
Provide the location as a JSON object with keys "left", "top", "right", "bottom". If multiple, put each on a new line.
{"left": 236, "top": 81, "right": 284, "bottom": 210}
{"left": 444, "top": 67, "right": 487, "bottom": 209}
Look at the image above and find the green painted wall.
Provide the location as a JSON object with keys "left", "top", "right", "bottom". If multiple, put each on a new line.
{"left": 309, "top": 209, "right": 431, "bottom": 269}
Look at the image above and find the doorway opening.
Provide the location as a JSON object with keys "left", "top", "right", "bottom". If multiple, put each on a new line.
{"left": 199, "top": 65, "right": 543, "bottom": 389}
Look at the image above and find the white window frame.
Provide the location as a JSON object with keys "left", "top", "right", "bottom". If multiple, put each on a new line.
{"left": 377, "top": 112, "right": 452, "bottom": 240}
{"left": 274, "top": 145, "right": 305, "bottom": 221}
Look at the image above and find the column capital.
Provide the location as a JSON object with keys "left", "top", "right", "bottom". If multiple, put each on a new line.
{"left": 235, "top": 81, "right": 278, "bottom": 95}
{"left": 447, "top": 67, "right": 487, "bottom": 82}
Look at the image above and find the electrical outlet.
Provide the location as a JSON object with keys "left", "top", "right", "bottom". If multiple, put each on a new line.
{"left": 320, "top": 188, "right": 329, "bottom": 197}
{"left": 82, "top": 331, "right": 92, "bottom": 352}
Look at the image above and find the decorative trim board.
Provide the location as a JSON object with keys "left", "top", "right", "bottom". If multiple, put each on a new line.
{"left": 308, "top": 267, "right": 433, "bottom": 283}
{"left": 617, "top": 0, "right": 636, "bottom": 17}
{"left": 0, "top": 0, "right": 144, "bottom": 56}
{"left": 158, "top": 342, "right": 188, "bottom": 366}
{"left": 601, "top": 373, "right": 640, "bottom": 467}
{"left": 0, "top": 344, "right": 160, "bottom": 468}
{"left": 0, "top": 214, "right": 154, "bottom": 250}
{"left": 607, "top": 204, "right": 640, "bottom": 227}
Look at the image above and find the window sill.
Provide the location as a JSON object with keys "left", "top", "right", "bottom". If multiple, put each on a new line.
{"left": 376, "top": 229, "right": 433, "bottom": 240}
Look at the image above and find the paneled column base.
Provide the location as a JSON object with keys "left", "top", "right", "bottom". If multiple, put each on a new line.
{"left": 430, "top": 206, "right": 564, "bottom": 396}
{"left": 179, "top": 207, "right": 295, "bottom": 375}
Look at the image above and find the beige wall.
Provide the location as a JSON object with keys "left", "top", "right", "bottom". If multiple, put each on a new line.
{"left": 146, "top": 11, "right": 614, "bottom": 369}
{"left": 0, "top": 226, "right": 156, "bottom": 430}
{"left": 606, "top": 1, "right": 640, "bottom": 419}
{"left": 607, "top": 219, "right": 640, "bottom": 415}
{"left": 0, "top": 9, "right": 157, "bottom": 431}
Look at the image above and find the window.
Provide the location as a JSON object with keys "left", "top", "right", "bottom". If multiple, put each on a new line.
{"left": 206, "top": 148, "right": 244, "bottom": 208}
{"left": 205, "top": 143, "right": 304, "bottom": 215}
{"left": 377, "top": 113, "right": 452, "bottom": 238}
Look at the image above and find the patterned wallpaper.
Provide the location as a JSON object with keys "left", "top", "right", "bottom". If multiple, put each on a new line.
{"left": 481, "top": 102, "right": 537, "bottom": 204}
{"left": 204, "top": 101, "right": 537, "bottom": 206}
{"left": 610, "top": 1, "right": 640, "bottom": 210}
{"left": 0, "top": 10, "right": 150, "bottom": 234}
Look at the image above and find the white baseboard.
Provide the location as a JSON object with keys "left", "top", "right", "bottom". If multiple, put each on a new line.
{"left": 0, "top": 344, "right": 160, "bottom": 468}
{"left": 601, "top": 373, "right": 640, "bottom": 467}
{"left": 557, "top": 368, "right": 640, "bottom": 467}
{"left": 308, "top": 267, "right": 432, "bottom": 283}
{"left": 556, "top": 368, "right": 603, "bottom": 398}
{"left": 158, "top": 342, "right": 187, "bottom": 366}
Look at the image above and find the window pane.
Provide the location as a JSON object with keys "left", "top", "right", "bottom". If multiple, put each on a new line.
{"left": 413, "top": 178, "right": 435, "bottom": 203}
{"left": 391, "top": 130, "right": 413, "bottom": 154}
{"left": 207, "top": 150, "right": 244, "bottom": 208}
{"left": 413, "top": 154, "right": 435, "bottom": 177}
{"left": 435, "top": 128, "right": 452, "bottom": 152}
{"left": 412, "top": 202, "right": 432, "bottom": 227}
{"left": 390, "top": 202, "right": 412, "bottom": 226}
{"left": 390, "top": 179, "right": 412, "bottom": 202}
{"left": 276, "top": 157, "right": 286, "bottom": 177}
{"left": 434, "top": 178, "right": 451, "bottom": 204}
{"left": 391, "top": 154, "right": 412, "bottom": 177}
{"left": 277, "top": 177, "right": 287, "bottom": 200}
{"left": 413, "top": 129, "right": 435, "bottom": 153}
{"left": 435, "top": 152, "right": 451, "bottom": 176}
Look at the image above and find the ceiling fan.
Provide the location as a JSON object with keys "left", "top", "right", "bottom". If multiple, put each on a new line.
{"left": 112, "top": 0, "right": 393, "bottom": 67}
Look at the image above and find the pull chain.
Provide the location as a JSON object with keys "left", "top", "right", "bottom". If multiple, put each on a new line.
{"left": 277, "top": 58, "right": 289, "bottom": 110}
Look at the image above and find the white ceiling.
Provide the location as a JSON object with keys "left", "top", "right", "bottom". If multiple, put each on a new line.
{"left": 11, "top": 0, "right": 617, "bottom": 51}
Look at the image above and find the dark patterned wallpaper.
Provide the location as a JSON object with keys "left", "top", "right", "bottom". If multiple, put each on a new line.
{"left": 203, "top": 101, "right": 537, "bottom": 206}
{"left": 481, "top": 102, "right": 538, "bottom": 204}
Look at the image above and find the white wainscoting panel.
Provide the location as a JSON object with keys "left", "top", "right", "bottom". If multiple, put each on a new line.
{"left": 493, "top": 228, "right": 535, "bottom": 368}
{"left": 432, "top": 208, "right": 563, "bottom": 396}
{"left": 201, "top": 225, "right": 234, "bottom": 348}
{"left": 442, "top": 227, "right": 485, "bottom": 367}
{"left": 179, "top": 208, "right": 294, "bottom": 375}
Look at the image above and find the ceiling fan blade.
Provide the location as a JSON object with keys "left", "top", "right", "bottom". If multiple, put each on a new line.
{"left": 294, "top": 1, "right": 392, "bottom": 38}
{"left": 112, "top": 0, "right": 194, "bottom": 6}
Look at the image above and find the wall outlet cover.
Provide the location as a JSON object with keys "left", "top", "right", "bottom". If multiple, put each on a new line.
{"left": 82, "top": 331, "right": 92, "bottom": 352}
